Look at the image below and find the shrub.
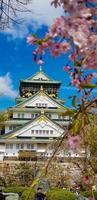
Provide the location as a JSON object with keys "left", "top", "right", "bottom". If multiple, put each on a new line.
{"left": 15, "top": 163, "right": 35, "bottom": 186}
{"left": 82, "top": 191, "right": 97, "bottom": 200}
{"left": 47, "top": 188, "right": 75, "bottom": 200}
{"left": 4, "top": 186, "right": 28, "bottom": 197}
{"left": 21, "top": 189, "right": 35, "bottom": 200}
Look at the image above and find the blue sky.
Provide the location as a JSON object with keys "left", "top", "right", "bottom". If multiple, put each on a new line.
{"left": 0, "top": 0, "right": 76, "bottom": 111}
{"left": 0, "top": 0, "right": 96, "bottom": 111}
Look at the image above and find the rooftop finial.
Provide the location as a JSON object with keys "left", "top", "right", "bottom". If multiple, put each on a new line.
{"left": 40, "top": 85, "right": 43, "bottom": 91}
{"left": 39, "top": 65, "right": 42, "bottom": 71}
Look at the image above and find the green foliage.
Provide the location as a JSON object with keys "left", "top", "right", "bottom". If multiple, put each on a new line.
{"left": 61, "top": 109, "right": 76, "bottom": 117}
{"left": 70, "top": 113, "right": 82, "bottom": 134}
{"left": 21, "top": 188, "right": 75, "bottom": 200}
{"left": 0, "top": 176, "right": 6, "bottom": 187}
{"left": 82, "top": 191, "right": 97, "bottom": 200}
{"left": 47, "top": 188, "right": 75, "bottom": 200}
{"left": 37, "top": 39, "right": 43, "bottom": 45}
{"left": 0, "top": 111, "right": 10, "bottom": 129}
{"left": 72, "top": 95, "right": 77, "bottom": 108}
{"left": 80, "top": 83, "right": 97, "bottom": 89}
{"left": 4, "top": 186, "right": 28, "bottom": 197}
{"left": 21, "top": 189, "right": 35, "bottom": 200}
{"left": 15, "top": 163, "right": 35, "bottom": 186}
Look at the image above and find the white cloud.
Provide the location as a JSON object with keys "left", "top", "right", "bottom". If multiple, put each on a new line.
{"left": 3, "top": 0, "right": 63, "bottom": 38}
{"left": 0, "top": 73, "right": 18, "bottom": 98}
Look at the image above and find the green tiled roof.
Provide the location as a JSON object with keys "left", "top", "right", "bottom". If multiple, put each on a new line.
{"left": 20, "top": 70, "right": 61, "bottom": 84}
{"left": 15, "top": 89, "right": 65, "bottom": 109}
{"left": 0, "top": 114, "right": 64, "bottom": 139}
{"left": 21, "top": 80, "right": 61, "bottom": 84}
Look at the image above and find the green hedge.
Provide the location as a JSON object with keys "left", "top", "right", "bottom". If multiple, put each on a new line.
{"left": 4, "top": 186, "right": 28, "bottom": 197}
{"left": 47, "top": 189, "right": 76, "bottom": 200}
{"left": 82, "top": 191, "right": 97, "bottom": 200}
{"left": 21, "top": 188, "right": 75, "bottom": 200}
{"left": 21, "top": 189, "right": 35, "bottom": 200}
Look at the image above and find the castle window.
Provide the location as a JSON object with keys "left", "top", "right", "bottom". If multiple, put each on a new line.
{"left": 21, "top": 144, "right": 24, "bottom": 149}
{"left": 31, "top": 114, "right": 34, "bottom": 119}
{"left": 35, "top": 113, "right": 38, "bottom": 117}
{"left": 18, "top": 113, "right": 20, "bottom": 118}
{"left": 31, "top": 130, "right": 53, "bottom": 135}
{"left": 46, "top": 130, "right": 49, "bottom": 134}
{"left": 39, "top": 130, "right": 42, "bottom": 134}
{"left": 6, "top": 144, "right": 10, "bottom": 149}
{"left": 31, "top": 144, "right": 34, "bottom": 149}
{"left": 32, "top": 130, "right": 34, "bottom": 134}
{"left": 9, "top": 126, "right": 13, "bottom": 130}
{"left": 43, "top": 130, "right": 45, "bottom": 134}
{"left": 50, "top": 130, "right": 53, "bottom": 134}
{"left": 22, "top": 113, "right": 24, "bottom": 118}
{"left": 35, "top": 103, "right": 47, "bottom": 107}
{"left": 10, "top": 144, "right": 13, "bottom": 149}
{"left": 27, "top": 144, "right": 31, "bottom": 149}
{"left": 16, "top": 144, "right": 19, "bottom": 149}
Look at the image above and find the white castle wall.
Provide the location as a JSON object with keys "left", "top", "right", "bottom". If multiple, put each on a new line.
{"left": 13, "top": 112, "right": 32, "bottom": 119}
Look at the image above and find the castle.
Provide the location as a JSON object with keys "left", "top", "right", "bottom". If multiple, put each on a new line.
{"left": 0, "top": 67, "right": 71, "bottom": 161}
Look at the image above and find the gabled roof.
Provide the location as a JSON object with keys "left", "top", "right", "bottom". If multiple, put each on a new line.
{"left": 0, "top": 114, "right": 64, "bottom": 139}
{"left": 21, "top": 70, "right": 61, "bottom": 84}
{"left": 15, "top": 89, "right": 66, "bottom": 109}
{"left": 28, "top": 70, "right": 52, "bottom": 81}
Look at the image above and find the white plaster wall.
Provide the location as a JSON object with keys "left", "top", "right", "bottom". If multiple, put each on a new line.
{"left": 5, "top": 126, "right": 10, "bottom": 133}
{"left": 5, "top": 125, "right": 18, "bottom": 134}
{"left": 19, "top": 123, "right": 63, "bottom": 138}
{"left": 25, "top": 96, "right": 59, "bottom": 108}
{"left": 22, "top": 113, "right": 32, "bottom": 118}
{"left": 13, "top": 112, "right": 32, "bottom": 119}
{"left": 0, "top": 144, "right": 5, "bottom": 160}
{"left": 0, "top": 144, "right": 5, "bottom": 151}
{"left": 0, "top": 154, "right": 4, "bottom": 161}
{"left": 51, "top": 114, "right": 58, "bottom": 119}
{"left": 4, "top": 143, "right": 36, "bottom": 157}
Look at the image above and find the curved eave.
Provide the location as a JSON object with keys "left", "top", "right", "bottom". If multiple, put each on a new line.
{"left": 8, "top": 107, "right": 67, "bottom": 113}
{"left": 20, "top": 80, "right": 61, "bottom": 84}
{"left": 3, "top": 120, "right": 29, "bottom": 125}
{"left": 0, "top": 138, "right": 55, "bottom": 143}
{"left": 3, "top": 119, "right": 70, "bottom": 126}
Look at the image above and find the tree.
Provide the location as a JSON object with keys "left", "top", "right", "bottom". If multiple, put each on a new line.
{"left": 26, "top": 1, "right": 97, "bottom": 199}
{"left": 15, "top": 162, "right": 38, "bottom": 186}
{"left": 0, "top": 0, "right": 31, "bottom": 29}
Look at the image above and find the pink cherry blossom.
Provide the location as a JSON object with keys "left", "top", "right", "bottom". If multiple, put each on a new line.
{"left": 92, "top": 73, "right": 97, "bottom": 77}
{"left": 51, "top": 43, "right": 61, "bottom": 56}
{"left": 27, "top": 36, "right": 36, "bottom": 44}
{"left": 88, "top": 197, "right": 95, "bottom": 200}
{"left": 83, "top": 176, "right": 90, "bottom": 185}
{"left": 61, "top": 42, "right": 70, "bottom": 52}
{"left": 64, "top": 66, "right": 71, "bottom": 71}
{"left": 67, "top": 135, "right": 81, "bottom": 149}
{"left": 69, "top": 54, "right": 76, "bottom": 61}
{"left": 71, "top": 78, "right": 81, "bottom": 88}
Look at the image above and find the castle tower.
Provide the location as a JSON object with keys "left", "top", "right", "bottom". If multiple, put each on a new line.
{"left": 0, "top": 68, "right": 70, "bottom": 161}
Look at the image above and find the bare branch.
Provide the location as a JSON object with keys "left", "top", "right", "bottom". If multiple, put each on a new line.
{"left": 0, "top": 0, "right": 31, "bottom": 29}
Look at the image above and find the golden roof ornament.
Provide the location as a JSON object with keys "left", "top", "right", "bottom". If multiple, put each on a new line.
{"left": 40, "top": 85, "right": 43, "bottom": 91}
{"left": 41, "top": 109, "right": 44, "bottom": 115}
